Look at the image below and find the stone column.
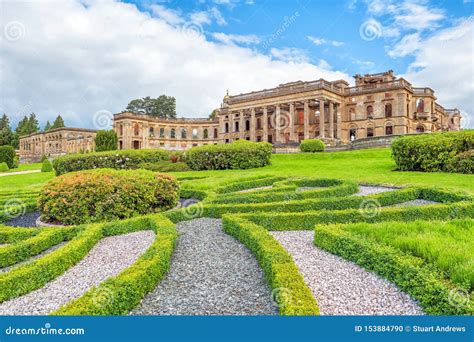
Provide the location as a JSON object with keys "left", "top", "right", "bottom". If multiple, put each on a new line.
{"left": 250, "top": 107, "right": 256, "bottom": 141}
{"left": 229, "top": 112, "right": 234, "bottom": 142}
{"left": 289, "top": 102, "right": 295, "bottom": 142}
{"left": 239, "top": 110, "right": 245, "bottom": 139}
{"left": 328, "top": 101, "right": 334, "bottom": 139}
{"left": 319, "top": 99, "right": 325, "bottom": 139}
{"left": 303, "top": 100, "right": 309, "bottom": 140}
{"left": 275, "top": 104, "right": 281, "bottom": 143}
{"left": 263, "top": 106, "right": 268, "bottom": 142}
{"left": 336, "top": 103, "right": 342, "bottom": 140}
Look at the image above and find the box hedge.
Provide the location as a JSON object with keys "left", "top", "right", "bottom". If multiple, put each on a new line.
{"left": 185, "top": 140, "right": 272, "bottom": 170}
{"left": 38, "top": 169, "right": 179, "bottom": 225}
{"left": 299, "top": 139, "right": 325, "bottom": 152}
{"left": 391, "top": 131, "right": 474, "bottom": 173}
{"left": 52, "top": 149, "right": 170, "bottom": 175}
{"left": 0, "top": 146, "right": 16, "bottom": 169}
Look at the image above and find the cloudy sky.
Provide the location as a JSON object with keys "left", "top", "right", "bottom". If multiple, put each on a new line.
{"left": 0, "top": 0, "right": 473, "bottom": 130}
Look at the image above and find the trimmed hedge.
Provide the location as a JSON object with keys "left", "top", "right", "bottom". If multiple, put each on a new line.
{"left": 447, "top": 150, "right": 474, "bottom": 174}
{"left": 391, "top": 131, "right": 474, "bottom": 173}
{"left": 54, "top": 215, "right": 177, "bottom": 315}
{"left": 222, "top": 215, "right": 319, "bottom": 315}
{"left": 41, "top": 159, "right": 53, "bottom": 172}
{"left": 314, "top": 221, "right": 474, "bottom": 315}
{"left": 214, "top": 175, "right": 286, "bottom": 194}
{"left": 185, "top": 140, "right": 272, "bottom": 170}
{"left": 0, "top": 226, "right": 78, "bottom": 268}
{"left": 300, "top": 139, "right": 325, "bottom": 152}
{"left": 138, "top": 161, "right": 190, "bottom": 172}
{"left": 0, "top": 146, "right": 16, "bottom": 169}
{"left": 38, "top": 169, "right": 179, "bottom": 225}
{"left": 0, "top": 226, "right": 38, "bottom": 244}
{"left": 52, "top": 149, "right": 170, "bottom": 175}
{"left": 0, "top": 162, "right": 8, "bottom": 172}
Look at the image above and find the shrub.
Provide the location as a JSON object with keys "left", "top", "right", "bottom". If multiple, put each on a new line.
{"left": 40, "top": 154, "right": 48, "bottom": 162}
{"left": 0, "top": 162, "right": 8, "bottom": 172}
{"left": 38, "top": 169, "right": 179, "bottom": 225}
{"left": 139, "top": 161, "right": 190, "bottom": 172}
{"left": 94, "top": 130, "right": 118, "bottom": 152}
{"left": 185, "top": 140, "right": 272, "bottom": 170}
{"left": 391, "top": 131, "right": 474, "bottom": 172}
{"left": 447, "top": 150, "right": 474, "bottom": 174}
{"left": 52, "top": 149, "right": 170, "bottom": 175}
{"left": 300, "top": 139, "right": 325, "bottom": 152}
{"left": 41, "top": 159, "right": 53, "bottom": 172}
{"left": 0, "top": 145, "right": 16, "bottom": 169}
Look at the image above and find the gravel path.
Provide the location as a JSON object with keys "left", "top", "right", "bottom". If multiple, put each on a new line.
{"left": 0, "top": 170, "right": 41, "bottom": 177}
{"left": 130, "top": 218, "right": 278, "bottom": 315}
{"left": 0, "top": 230, "right": 155, "bottom": 315}
{"left": 388, "top": 199, "right": 438, "bottom": 207}
{"left": 355, "top": 185, "right": 400, "bottom": 197}
{"left": 237, "top": 186, "right": 273, "bottom": 193}
{"left": 271, "top": 231, "right": 424, "bottom": 315}
{"left": 0, "top": 241, "right": 67, "bottom": 273}
{"left": 4, "top": 211, "right": 40, "bottom": 228}
{"left": 296, "top": 187, "right": 323, "bottom": 192}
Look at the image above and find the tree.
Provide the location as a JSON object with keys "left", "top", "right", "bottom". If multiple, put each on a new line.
{"left": 16, "top": 113, "right": 39, "bottom": 136}
{"left": 44, "top": 121, "right": 51, "bottom": 131}
{"left": 94, "top": 130, "right": 118, "bottom": 152}
{"left": 209, "top": 109, "right": 219, "bottom": 120}
{"left": 51, "top": 115, "right": 65, "bottom": 129}
{"left": 0, "top": 114, "right": 14, "bottom": 146}
{"left": 126, "top": 95, "right": 176, "bottom": 119}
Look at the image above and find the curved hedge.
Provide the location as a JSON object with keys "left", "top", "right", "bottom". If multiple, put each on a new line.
{"left": 185, "top": 140, "right": 272, "bottom": 170}
{"left": 38, "top": 169, "right": 179, "bottom": 225}
{"left": 300, "top": 139, "right": 325, "bottom": 152}
{"left": 391, "top": 131, "right": 474, "bottom": 173}
{"left": 52, "top": 149, "right": 170, "bottom": 175}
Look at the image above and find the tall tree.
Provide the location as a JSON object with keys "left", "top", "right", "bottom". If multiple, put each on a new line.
{"left": 27, "top": 113, "right": 40, "bottom": 134}
{"left": 44, "top": 121, "right": 51, "bottom": 131}
{"left": 51, "top": 115, "right": 65, "bottom": 129}
{"left": 0, "top": 114, "right": 14, "bottom": 146}
{"left": 126, "top": 95, "right": 176, "bottom": 119}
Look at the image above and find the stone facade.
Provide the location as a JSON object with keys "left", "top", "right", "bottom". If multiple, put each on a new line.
{"left": 19, "top": 127, "right": 97, "bottom": 162}
{"left": 218, "top": 70, "right": 461, "bottom": 145}
{"left": 19, "top": 70, "right": 461, "bottom": 160}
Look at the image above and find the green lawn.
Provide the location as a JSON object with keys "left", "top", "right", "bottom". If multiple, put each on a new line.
{"left": 1, "top": 163, "right": 42, "bottom": 173}
{"left": 1, "top": 148, "right": 473, "bottom": 194}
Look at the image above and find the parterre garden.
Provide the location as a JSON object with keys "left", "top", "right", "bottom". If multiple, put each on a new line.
{"left": 0, "top": 136, "right": 473, "bottom": 316}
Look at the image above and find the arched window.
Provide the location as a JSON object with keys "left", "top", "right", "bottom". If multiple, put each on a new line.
{"left": 385, "top": 103, "right": 392, "bottom": 118}
{"left": 235, "top": 121, "right": 239, "bottom": 132}
{"left": 225, "top": 123, "right": 229, "bottom": 133}
{"left": 385, "top": 124, "right": 393, "bottom": 135}
{"left": 256, "top": 118, "right": 262, "bottom": 130}
{"left": 349, "top": 108, "right": 355, "bottom": 121}
{"left": 181, "top": 128, "right": 187, "bottom": 139}
{"left": 416, "top": 125, "right": 425, "bottom": 133}
{"left": 170, "top": 128, "right": 176, "bottom": 139}
{"left": 245, "top": 120, "right": 250, "bottom": 131}
{"left": 192, "top": 128, "right": 198, "bottom": 138}
{"left": 149, "top": 127, "right": 154, "bottom": 137}
{"left": 349, "top": 127, "right": 357, "bottom": 141}
{"left": 366, "top": 105, "right": 373, "bottom": 119}
{"left": 134, "top": 123, "right": 139, "bottom": 136}
{"left": 213, "top": 128, "right": 218, "bottom": 138}
{"left": 416, "top": 99, "right": 424, "bottom": 113}
{"left": 159, "top": 127, "right": 165, "bottom": 138}
{"left": 203, "top": 128, "right": 209, "bottom": 139}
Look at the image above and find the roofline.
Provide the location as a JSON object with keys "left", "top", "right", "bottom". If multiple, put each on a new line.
{"left": 20, "top": 127, "right": 98, "bottom": 139}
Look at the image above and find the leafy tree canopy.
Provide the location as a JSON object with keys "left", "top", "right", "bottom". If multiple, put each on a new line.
{"left": 126, "top": 95, "right": 176, "bottom": 119}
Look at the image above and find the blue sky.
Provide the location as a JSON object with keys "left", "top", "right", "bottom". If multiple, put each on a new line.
{"left": 1, "top": 0, "right": 473, "bottom": 129}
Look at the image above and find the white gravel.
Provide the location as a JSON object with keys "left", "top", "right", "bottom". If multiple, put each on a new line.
{"left": 237, "top": 186, "right": 273, "bottom": 193}
{"left": 296, "top": 187, "right": 323, "bottom": 192}
{"left": 354, "top": 185, "right": 400, "bottom": 197}
{"left": 130, "top": 218, "right": 278, "bottom": 315}
{"left": 0, "top": 230, "right": 155, "bottom": 315}
{"left": 388, "top": 199, "right": 438, "bottom": 207}
{"left": 271, "top": 230, "right": 424, "bottom": 315}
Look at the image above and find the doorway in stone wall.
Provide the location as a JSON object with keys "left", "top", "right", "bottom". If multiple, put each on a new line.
{"left": 133, "top": 141, "right": 140, "bottom": 149}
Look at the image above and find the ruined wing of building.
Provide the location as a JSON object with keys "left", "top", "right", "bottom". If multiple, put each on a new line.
{"left": 20, "top": 70, "right": 461, "bottom": 161}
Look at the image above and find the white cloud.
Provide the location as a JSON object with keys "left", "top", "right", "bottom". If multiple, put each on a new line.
{"left": 150, "top": 4, "right": 183, "bottom": 25}
{"left": 270, "top": 47, "right": 310, "bottom": 64}
{"left": 307, "top": 36, "right": 344, "bottom": 47}
{"left": 388, "top": 32, "right": 421, "bottom": 57}
{"left": 0, "top": 0, "right": 349, "bottom": 129}
{"left": 191, "top": 7, "right": 227, "bottom": 26}
{"left": 402, "top": 18, "right": 473, "bottom": 124}
{"left": 212, "top": 32, "right": 260, "bottom": 45}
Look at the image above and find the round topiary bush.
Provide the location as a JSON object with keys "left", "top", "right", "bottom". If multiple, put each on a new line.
{"left": 38, "top": 169, "right": 179, "bottom": 225}
{"left": 0, "top": 162, "right": 9, "bottom": 172}
{"left": 0, "top": 145, "right": 16, "bottom": 169}
{"left": 41, "top": 159, "right": 53, "bottom": 172}
{"left": 300, "top": 139, "right": 325, "bottom": 152}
